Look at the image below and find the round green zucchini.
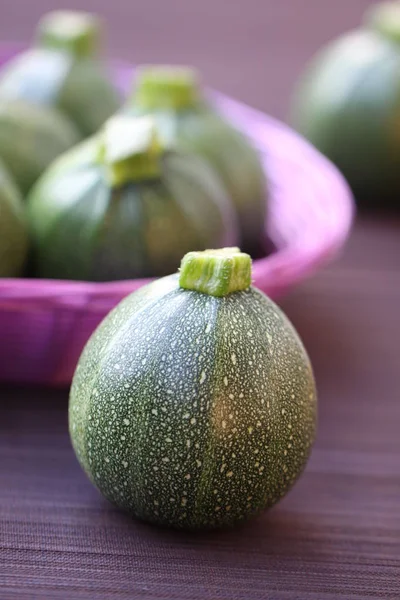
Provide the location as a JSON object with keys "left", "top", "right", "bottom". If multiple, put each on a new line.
{"left": 0, "top": 11, "right": 121, "bottom": 136}
{"left": 0, "top": 98, "right": 80, "bottom": 196}
{"left": 69, "top": 248, "right": 317, "bottom": 530}
{"left": 0, "top": 160, "right": 28, "bottom": 277}
{"left": 291, "top": 1, "right": 400, "bottom": 208}
{"left": 27, "top": 115, "right": 238, "bottom": 281}
{"left": 125, "top": 66, "right": 267, "bottom": 255}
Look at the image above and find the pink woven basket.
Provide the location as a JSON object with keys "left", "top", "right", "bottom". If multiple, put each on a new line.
{"left": 0, "top": 45, "right": 354, "bottom": 386}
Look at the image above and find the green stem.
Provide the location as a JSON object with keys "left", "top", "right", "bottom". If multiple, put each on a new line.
{"left": 132, "top": 66, "right": 202, "bottom": 110}
{"left": 365, "top": 2, "right": 400, "bottom": 43}
{"left": 99, "top": 115, "right": 162, "bottom": 187}
{"left": 36, "top": 10, "right": 102, "bottom": 58}
{"left": 179, "top": 248, "right": 252, "bottom": 297}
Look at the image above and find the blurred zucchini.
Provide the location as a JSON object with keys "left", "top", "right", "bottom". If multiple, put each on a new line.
{"left": 0, "top": 99, "right": 80, "bottom": 195}
{"left": 0, "top": 11, "right": 121, "bottom": 136}
{"left": 291, "top": 1, "right": 400, "bottom": 208}
{"left": 27, "top": 115, "right": 239, "bottom": 281}
{"left": 0, "top": 160, "right": 28, "bottom": 277}
{"left": 125, "top": 65, "right": 267, "bottom": 254}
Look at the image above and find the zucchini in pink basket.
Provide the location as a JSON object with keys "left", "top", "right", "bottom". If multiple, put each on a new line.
{"left": 125, "top": 66, "right": 267, "bottom": 255}
{"left": 0, "top": 99, "right": 79, "bottom": 195}
{"left": 27, "top": 115, "right": 238, "bottom": 281}
{"left": 0, "top": 11, "right": 120, "bottom": 136}
{"left": 291, "top": 1, "right": 400, "bottom": 207}
{"left": 0, "top": 160, "right": 28, "bottom": 277}
{"left": 69, "top": 248, "right": 317, "bottom": 530}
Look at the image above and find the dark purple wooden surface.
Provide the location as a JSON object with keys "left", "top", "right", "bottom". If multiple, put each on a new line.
{"left": 1, "top": 1, "right": 400, "bottom": 599}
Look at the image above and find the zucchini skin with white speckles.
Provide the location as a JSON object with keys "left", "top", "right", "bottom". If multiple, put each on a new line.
{"left": 69, "top": 275, "right": 317, "bottom": 529}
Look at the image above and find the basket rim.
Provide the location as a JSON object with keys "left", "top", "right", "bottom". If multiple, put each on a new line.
{"left": 0, "top": 44, "right": 355, "bottom": 307}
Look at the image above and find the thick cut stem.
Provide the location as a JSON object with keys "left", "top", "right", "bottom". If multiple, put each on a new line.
{"left": 99, "top": 115, "right": 162, "bottom": 187}
{"left": 36, "top": 11, "right": 102, "bottom": 58}
{"left": 133, "top": 66, "right": 202, "bottom": 110}
{"left": 179, "top": 248, "right": 252, "bottom": 297}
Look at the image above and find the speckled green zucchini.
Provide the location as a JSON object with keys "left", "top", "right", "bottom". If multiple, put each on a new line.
{"left": 69, "top": 248, "right": 317, "bottom": 530}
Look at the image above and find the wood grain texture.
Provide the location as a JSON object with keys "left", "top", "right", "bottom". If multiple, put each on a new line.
{"left": 1, "top": 0, "right": 400, "bottom": 598}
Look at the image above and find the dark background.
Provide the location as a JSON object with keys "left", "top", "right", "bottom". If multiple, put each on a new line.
{"left": 1, "top": 1, "right": 400, "bottom": 599}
